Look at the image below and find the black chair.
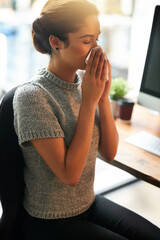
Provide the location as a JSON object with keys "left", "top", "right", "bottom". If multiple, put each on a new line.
{"left": 0, "top": 87, "right": 25, "bottom": 240}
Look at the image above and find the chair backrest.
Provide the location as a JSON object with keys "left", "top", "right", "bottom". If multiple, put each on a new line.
{"left": 0, "top": 87, "right": 25, "bottom": 240}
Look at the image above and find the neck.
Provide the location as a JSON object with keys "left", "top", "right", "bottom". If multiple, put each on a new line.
{"left": 47, "top": 58, "right": 77, "bottom": 83}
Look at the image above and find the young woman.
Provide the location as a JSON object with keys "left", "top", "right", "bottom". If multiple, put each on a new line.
{"left": 13, "top": 0, "right": 160, "bottom": 239}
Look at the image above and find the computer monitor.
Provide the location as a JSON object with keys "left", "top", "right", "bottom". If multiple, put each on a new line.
{"left": 137, "top": 6, "right": 160, "bottom": 113}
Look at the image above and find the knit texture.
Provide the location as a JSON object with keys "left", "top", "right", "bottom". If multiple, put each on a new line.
{"left": 13, "top": 68, "right": 100, "bottom": 219}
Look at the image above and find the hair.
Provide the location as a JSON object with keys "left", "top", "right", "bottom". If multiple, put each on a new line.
{"left": 31, "top": 0, "right": 99, "bottom": 55}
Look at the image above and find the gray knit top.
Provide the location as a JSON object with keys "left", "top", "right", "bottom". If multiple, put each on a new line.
{"left": 13, "top": 68, "right": 100, "bottom": 219}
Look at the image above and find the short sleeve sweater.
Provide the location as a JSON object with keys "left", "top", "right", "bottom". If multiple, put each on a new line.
{"left": 13, "top": 68, "right": 100, "bottom": 219}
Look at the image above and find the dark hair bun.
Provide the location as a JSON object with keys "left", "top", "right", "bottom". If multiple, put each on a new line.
{"left": 31, "top": 18, "right": 51, "bottom": 54}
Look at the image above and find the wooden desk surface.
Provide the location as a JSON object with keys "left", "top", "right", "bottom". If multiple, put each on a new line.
{"left": 110, "top": 104, "right": 160, "bottom": 187}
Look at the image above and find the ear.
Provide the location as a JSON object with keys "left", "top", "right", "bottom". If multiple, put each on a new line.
{"left": 49, "top": 35, "right": 62, "bottom": 50}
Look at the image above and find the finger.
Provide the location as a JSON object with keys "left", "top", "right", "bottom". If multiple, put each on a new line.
{"left": 85, "top": 49, "right": 96, "bottom": 74}
{"left": 107, "top": 59, "right": 111, "bottom": 81}
{"left": 96, "top": 53, "right": 105, "bottom": 78}
{"left": 101, "top": 59, "right": 108, "bottom": 82}
{"left": 90, "top": 48, "right": 103, "bottom": 76}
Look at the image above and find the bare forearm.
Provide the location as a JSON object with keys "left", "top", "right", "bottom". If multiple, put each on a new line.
{"left": 98, "top": 98, "right": 119, "bottom": 161}
{"left": 65, "top": 102, "right": 96, "bottom": 185}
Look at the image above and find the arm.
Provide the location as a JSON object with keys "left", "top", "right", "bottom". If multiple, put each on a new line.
{"left": 98, "top": 99, "right": 119, "bottom": 162}
{"left": 31, "top": 48, "right": 107, "bottom": 186}
{"left": 31, "top": 102, "right": 96, "bottom": 187}
{"left": 98, "top": 60, "right": 119, "bottom": 162}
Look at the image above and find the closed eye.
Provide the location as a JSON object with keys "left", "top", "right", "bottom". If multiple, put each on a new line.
{"left": 83, "top": 38, "right": 99, "bottom": 44}
{"left": 83, "top": 41, "right": 91, "bottom": 44}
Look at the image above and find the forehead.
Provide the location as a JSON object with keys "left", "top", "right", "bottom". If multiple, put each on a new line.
{"left": 69, "top": 15, "right": 100, "bottom": 39}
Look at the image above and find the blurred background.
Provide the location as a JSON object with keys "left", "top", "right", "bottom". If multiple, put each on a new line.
{"left": 0, "top": 0, "right": 160, "bottom": 227}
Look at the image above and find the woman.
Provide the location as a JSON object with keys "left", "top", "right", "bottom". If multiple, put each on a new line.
{"left": 13, "top": 0, "right": 160, "bottom": 239}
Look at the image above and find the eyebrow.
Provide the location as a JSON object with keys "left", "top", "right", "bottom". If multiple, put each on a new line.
{"left": 78, "top": 32, "right": 101, "bottom": 39}
{"left": 79, "top": 34, "right": 94, "bottom": 39}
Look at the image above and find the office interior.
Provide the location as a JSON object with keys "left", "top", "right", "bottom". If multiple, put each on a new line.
{"left": 0, "top": 0, "right": 160, "bottom": 227}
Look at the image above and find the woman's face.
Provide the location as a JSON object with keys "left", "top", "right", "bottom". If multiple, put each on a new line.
{"left": 60, "top": 14, "right": 101, "bottom": 70}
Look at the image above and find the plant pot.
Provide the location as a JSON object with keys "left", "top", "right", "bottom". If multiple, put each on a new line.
{"left": 117, "top": 98, "right": 135, "bottom": 121}
{"left": 110, "top": 99, "right": 119, "bottom": 119}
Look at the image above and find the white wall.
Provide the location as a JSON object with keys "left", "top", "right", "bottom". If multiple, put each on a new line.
{"left": 128, "top": 0, "right": 160, "bottom": 94}
{"left": 0, "top": 33, "right": 7, "bottom": 95}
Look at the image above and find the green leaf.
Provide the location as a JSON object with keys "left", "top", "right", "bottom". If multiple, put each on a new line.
{"left": 109, "top": 77, "right": 131, "bottom": 100}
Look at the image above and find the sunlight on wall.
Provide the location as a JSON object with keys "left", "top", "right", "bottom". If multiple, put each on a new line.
{"left": 128, "top": 0, "right": 160, "bottom": 94}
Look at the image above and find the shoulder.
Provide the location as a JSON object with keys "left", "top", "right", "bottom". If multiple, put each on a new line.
{"left": 14, "top": 82, "right": 45, "bottom": 99}
{"left": 13, "top": 82, "right": 47, "bottom": 106}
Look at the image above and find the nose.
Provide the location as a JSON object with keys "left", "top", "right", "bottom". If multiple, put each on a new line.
{"left": 92, "top": 42, "right": 98, "bottom": 49}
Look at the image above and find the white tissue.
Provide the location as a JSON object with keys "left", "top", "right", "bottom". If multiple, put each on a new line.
{"left": 85, "top": 46, "right": 109, "bottom": 81}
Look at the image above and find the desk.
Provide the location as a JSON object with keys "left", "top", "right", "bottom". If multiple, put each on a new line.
{"left": 103, "top": 104, "right": 160, "bottom": 188}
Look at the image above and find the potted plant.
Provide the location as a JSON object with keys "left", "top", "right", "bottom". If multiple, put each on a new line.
{"left": 109, "top": 77, "right": 131, "bottom": 118}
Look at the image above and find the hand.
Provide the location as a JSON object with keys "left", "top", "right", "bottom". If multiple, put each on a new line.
{"left": 99, "top": 58, "right": 112, "bottom": 103}
{"left": 82, "top": 47, "right": 107, "bottom": 108}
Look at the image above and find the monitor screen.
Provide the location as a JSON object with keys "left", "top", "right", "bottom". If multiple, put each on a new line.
{"left": 138, "top": 6, "right": 160, "bottom": 113}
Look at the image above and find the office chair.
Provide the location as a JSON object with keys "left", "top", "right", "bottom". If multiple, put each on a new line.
{"left": 0, "top": 87, "right": 25, "bottom": 240}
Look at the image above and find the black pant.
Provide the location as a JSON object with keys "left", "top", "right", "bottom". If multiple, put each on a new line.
{"left": 21, "top": 195, "right": 160, "bottom": 240}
